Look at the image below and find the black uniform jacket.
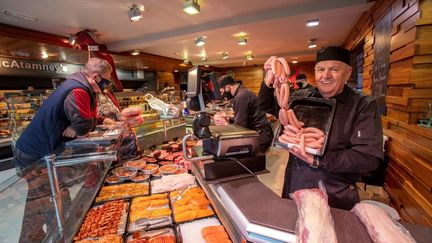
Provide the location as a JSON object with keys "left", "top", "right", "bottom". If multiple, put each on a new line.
{"left": 258, "top": 82, "right": 383, "bottom": 210}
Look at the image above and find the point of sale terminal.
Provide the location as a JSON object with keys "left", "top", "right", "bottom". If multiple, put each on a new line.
{"left": 182, "top": 66, "right": 266, "bottom": 181}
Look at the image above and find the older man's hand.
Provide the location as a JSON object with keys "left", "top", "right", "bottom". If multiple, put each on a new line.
{"left": 289, "top": 145, "right": 314, "bottom": 165}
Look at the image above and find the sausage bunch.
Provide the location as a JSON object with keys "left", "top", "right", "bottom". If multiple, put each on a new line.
{"left": 278, "top": 109, "right": 326, "bottom": 154}
{"left": 264, "top": 56, "right": 290, "bottom": 89}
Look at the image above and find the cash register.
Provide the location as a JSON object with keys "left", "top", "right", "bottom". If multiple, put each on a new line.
{"left": 182, "top": 66, "right": 266, "bottom": 181}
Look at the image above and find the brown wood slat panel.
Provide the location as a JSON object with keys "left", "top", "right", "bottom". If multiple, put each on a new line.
{"left": 391, "top": 28, "right": 416, "bottom": 51}
{"left": 364, "top": 53, "right": 374, "bottom": 66}
{"left": 384, "top": 124, "right": 432, "bottom": 162}
{"left": 388, "top": 68, "right": 411, "bottom": 85}
{"left": 392, "top": 1, "right": 419, "bottom": 35}
{"left": 390, "top": 42, "right": 415, "bottom": 62}
{"left": 415, "top": 39, "right": 432, "bottom": 55}
{"left": 419, "top": 0, "right": 432, "bottom": 18}
{"left": 386, "top": 96, "right": 409, "bottom": 106}
{"left": 408, "top": 88, "right": 432, "bottom": 98}
{"left": 417, "top": 25, "right": 432, "bottom": 39}
{"left": 392, "top": 0, "right": 409, "bottom": 21}
{"left": 386, "top": 108, "right": 410, "bottom": 123}
{"left": 387, "top": 139, "right": 432, "bottom": 191}
{"left": 413, "top": 54, "right": 432, "bottom": 63}
{"left": 385, "top": 163, "right": 432, "bottom": 226}
{"left": 373, "top": 0, "right": 391, "bottom": 23}
{"left": 411, "top": 64, "right": 432, "bottom": 87}
{"left": 386, "top": 86, "right": 404, "bottom": 96}
{"left": 416, "top": 18, "right": 432, "bottom": 25}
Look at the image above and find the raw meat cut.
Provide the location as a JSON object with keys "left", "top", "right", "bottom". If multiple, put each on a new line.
{"left": 352, "top": 202, "right": 416, "bottom": 243}
{"left": 291, "top": 188, "right": 338, "bottom": 243}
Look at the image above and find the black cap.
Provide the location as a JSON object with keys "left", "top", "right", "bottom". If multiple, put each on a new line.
{"left": 316, "top": 46, "right": 351, "bottom": 65}
{"left": 296, "top": 73, "right": 307, "bottom": 80}
{"left": 218, "top": 75, "right": 236, "bottom": 88}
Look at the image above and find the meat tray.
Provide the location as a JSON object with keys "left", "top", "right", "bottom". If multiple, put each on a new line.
{"left": 274, "top": 97, "right": 336, "bottom": 156}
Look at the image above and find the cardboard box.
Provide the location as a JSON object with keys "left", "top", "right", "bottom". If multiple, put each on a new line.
{"left": 356, "top": 183, "right": 390, "bottom": 205}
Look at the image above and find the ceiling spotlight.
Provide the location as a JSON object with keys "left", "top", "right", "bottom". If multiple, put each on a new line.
{"left": 3, "top": 9, "right": 38, "bottom": 22}
{"left": 204, "top": 65, "right": 209, "bottom": 67}
{"left": 246, "top": 53, "right": 254, "bottom": 61}
{"left": 308, "top": 39, "right": 317, "bottom": 48}
{"left": 68, "top": 35, "right": 77, "bottom": 45}
{"left": 237, "top": 35, "right": 248, "bottom": 45}
{"left": 222, "top": 52, "right": 229, "bottom": 60}
{"left": 195, "top": 36, "right": 206, "bottom": 47}
{"left": 183, "top": 0, "right": 200, "bottom": 15}
{"left": 291, "top": 59, "right": 299, "bottom": 64}
{"left": 130, "top": 49, "right": 140, "bottom": 56}
{"left": 200, "top": 56, "right": 207, "bottom": 61}
{"left": 41, "top": 51, "right": 48, "bottom": 59}
{"left": 183, "top": 59, "right": 189, "bottom": 64}
{"left": 306, "top": 19, "right": 320, "bottom": 27}
{"left": 173, "top": 70, "right": 179, "bottom": 72}
{"left": 129, "top": 4, "right": 144, "bottom": 22}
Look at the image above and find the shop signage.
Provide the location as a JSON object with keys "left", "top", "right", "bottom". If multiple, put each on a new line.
{"left": 0, "top": 57, "right": 81, "bottom": 77}
{"left": 0, "top": 56, "right": 146, "bottom": 80}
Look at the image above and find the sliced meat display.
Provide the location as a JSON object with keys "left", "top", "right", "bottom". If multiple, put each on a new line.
{"left": 352, "top": 202, "right": 416, "bottom": 243}
{"left": 292, "top": 188, "right": 338, "bottom": 243}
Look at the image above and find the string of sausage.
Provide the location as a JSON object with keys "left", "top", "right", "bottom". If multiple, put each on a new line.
{"left": 264, "top": 56, "right": 325, "bottom": 153}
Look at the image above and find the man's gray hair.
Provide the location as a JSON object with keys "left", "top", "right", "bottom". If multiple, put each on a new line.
{"left": 82, "top": 58, "right": 112, "bottom": 76}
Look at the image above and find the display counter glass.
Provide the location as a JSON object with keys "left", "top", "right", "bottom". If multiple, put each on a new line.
{"left": 0, "top": 143, "right": 118, "bottom": 242}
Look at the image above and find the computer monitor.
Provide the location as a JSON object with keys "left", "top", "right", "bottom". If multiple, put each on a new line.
{"left": 186, "top": 66, "right": 201, "bottom": 97}
{"left": 203, "top": 72, "right": 222, "bottom": 101}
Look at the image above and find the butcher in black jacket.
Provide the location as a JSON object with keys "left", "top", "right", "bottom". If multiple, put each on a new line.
{"left": 215, "top": 75, "right": 274, "bottom": 153}
{"left": 258, "top": 47, "right": 383, "bottom": 210}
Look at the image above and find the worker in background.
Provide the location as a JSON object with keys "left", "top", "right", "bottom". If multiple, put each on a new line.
{"left": 214, "top": 75, "right": 273, "bottom": 153}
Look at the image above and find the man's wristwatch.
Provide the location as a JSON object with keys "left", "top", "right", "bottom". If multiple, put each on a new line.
{"left": 311, "top": 155, "right": 321, "bottom": 168}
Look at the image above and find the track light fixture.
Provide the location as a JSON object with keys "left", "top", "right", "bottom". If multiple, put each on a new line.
{"left": 41, "top": 51, "right": 48, "bottom": 59}
{"left": 195, "top": 36, "right": 206, "bottom": 47}
{"left": 306, "top": 19, "right": 320, "bottom": 27}
{"left": 68, "top": 35, "right": 77, "bottom": 45}
{"left": 246, "top": 53, "right": 254, "bottom": 61}
{"left": 183, "top": 0, "right": 200, "bottom": 15}
{"left": 222, "top": 52, "right": 229, "bottom": 60}
{"left": 130, "top": 49, "right": 140, "bottom": 56}
{"left": 129, "top": 4, "right": 144, "bottom": 22}
{"left": 308, "top": 39, "right": 317, "bottom": 48}
{"left": 237, "top": 35, "right": 248, "bottom": 45}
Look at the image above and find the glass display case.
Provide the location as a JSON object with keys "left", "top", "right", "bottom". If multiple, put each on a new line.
{"left": 5, "top": 90, "right": 49, "bottom": 144}
{"left": 0, "top": 134, "right": 121, "bottom": 243}
{"left": 133, "top": 117, "right": 186, "bottom": 150}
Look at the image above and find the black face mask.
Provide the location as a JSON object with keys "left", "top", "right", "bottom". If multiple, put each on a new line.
{"left": 98, "top": 75, "right": 111, "bottom": 90}
{"left": 223, "top": 91, "right": 234, "bottom": 100}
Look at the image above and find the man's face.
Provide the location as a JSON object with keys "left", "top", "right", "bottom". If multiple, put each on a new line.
{"left": 314, "top": 60, "right": 352, "bottom": 98}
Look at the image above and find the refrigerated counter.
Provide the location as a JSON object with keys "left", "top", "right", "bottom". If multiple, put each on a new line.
{"left": 192, "top": 161, "right": 432, "bottom": 243}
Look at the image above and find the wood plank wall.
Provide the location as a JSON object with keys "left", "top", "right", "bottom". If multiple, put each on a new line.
{"left": 344, "top": 0, "right": 432, "bottom": 226}
{"left": 156, "top": 71, "right": 179, "bottom": 90}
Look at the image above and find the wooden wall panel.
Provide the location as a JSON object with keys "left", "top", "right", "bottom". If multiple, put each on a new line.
{"left": 156, "top": 71, "right": 177, "bottom": 90}
{"left": 345, "top": 0, "right": 432, "bottom": 226}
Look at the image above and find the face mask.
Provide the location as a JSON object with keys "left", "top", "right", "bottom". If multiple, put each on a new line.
{"left": 98, "top": 75, "right": 111, "bottom": 90}
{"left": 223, "top": 91, "right": 234, "bottom": 100}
